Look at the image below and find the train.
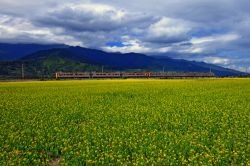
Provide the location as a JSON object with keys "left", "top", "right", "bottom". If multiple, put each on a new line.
{"left": 55, "top": 72, "right": 215, "bottom": 79}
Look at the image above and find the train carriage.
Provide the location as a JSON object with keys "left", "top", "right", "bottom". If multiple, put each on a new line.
{"left": 92, "top": 72, "right": 121, "bottom": 78}
{"left": 55, "top": 71, "right": 215, "bottom": 79}
{"left": 56, "top": 72, "right": 91, "bottom": 79}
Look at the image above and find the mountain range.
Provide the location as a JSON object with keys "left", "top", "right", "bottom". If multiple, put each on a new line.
{"left": 0, "top": 43, "right": 247, "bottom": 79}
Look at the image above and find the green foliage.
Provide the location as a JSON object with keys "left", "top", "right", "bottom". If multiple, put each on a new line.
{"left": 0, "top": 58, "right": 102, "bottom": 79}
{"left": 0, "top": 79, "right": 249, "bottom": 165}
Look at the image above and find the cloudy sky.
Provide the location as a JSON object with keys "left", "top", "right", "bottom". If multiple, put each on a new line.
{"left": 0, "top": 0, "right": 250, "bottom": 72}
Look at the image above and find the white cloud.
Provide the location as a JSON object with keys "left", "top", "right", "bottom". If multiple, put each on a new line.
{"left": 226, "top": 65, "right": 249, "bottom": 73}
{"left": 0, "top": 14, "right": 83, "bottom": 46}
{"left": 177, "top": 33, "right": 241, "bottom": 54}
{"left": 145, "top": 17, "right": 193, "bottom": 43}
{"left": 203, "top": 56, "right": 230, "bottom": 65}
{"left": 191, "top": 34, "right": 240, "bottom": 44}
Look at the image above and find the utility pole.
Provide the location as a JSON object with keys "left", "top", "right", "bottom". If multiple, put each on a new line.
{"left": 209, "top": 67, "right": 212, "bottom": 73}
{"left": 102, "top": 65, "right": 104, "bottom": 73}
{"left": 162, "top": 66, "right": 165, "bottom": 73}
{"left": 248, "top": 67, "right": 250, "bottom": 77}
{"left": 21, "top": 63, "right": 24, "bottom": 79}
{"left": 34, "top": 67, "right": 37, "bottom": 79}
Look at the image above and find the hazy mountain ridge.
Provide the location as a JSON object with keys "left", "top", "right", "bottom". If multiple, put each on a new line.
{"left": 0, "top": 43, "right": 247, "bottom": 79}
{"left": 0, "top": 43, "right": 68, "bottom": 61}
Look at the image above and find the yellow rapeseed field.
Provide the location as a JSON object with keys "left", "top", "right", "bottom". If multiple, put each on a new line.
{"left": 0, "top": 79, "right": 249, "bottom": 165}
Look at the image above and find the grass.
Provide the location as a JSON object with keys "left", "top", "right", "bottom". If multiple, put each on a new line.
{"left": 0, "top": 79, "right": 249, "bottom": 165}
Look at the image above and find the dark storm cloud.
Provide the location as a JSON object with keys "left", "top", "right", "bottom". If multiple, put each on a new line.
{"left": 0, "top": 0, "right": 250, "bottom": 71}
{"left": 34, "top": 3, "right": 155, "bottom": 32}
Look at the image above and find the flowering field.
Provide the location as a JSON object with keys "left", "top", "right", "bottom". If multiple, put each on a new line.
{"left": 0, "top": 79, "right": 249, "bottom": 165}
